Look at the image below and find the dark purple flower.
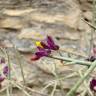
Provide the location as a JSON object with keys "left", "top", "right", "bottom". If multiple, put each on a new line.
{"left": 46, "top": 36, "right": 59, "bottom": 50}
{"left": 90, "top": 78, "right": 96, "bottom": 92}
{"left": 86, "top": 56, "right": 96, "bottom": 62}
{"left": 31, "top": 36, "right": 59, "bottom": 61}
{"left": 40, "top": 42, "right": 50, "bottom": 49}
{"left": 31, "top": 55, "right": 40, "bottom": 61}
{"left": 31, "top": 47, "right": 51, "bottom": 61}
{"left": 35, "top": 47, "right": 51, "bottom": 57}
{"left": 3, "top": 66, "right": 9, "bottom": 76}
{"left": 40, "top": 36, "right": 59, "bottom": 50}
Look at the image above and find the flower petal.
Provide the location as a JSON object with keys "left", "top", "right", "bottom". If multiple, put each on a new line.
{"left": 40, "top": 42, "right": 50, "bottom": 49}
{"left": 31, "top": 55, "right": 40, "bottom": 61}
{"left": 37, "top": 46, "right": 45, "bottom": 51}
{"left": 47, "top": 36, "right": 55, "bottom": 46}
{"left": 50, "top": 45, "right": 59, "bottom": 50}
{"left": 35, "top": 51, "right": 49, "bottom": 57}
{"left": 35, "top": 49, "right": 51, "bottom": 57}
{"left": 47, "top": 36, "right": 59, "bottom": 50}
{"left": 3, "top": 66, "right": 9, "bottom": 76}
{"left": 90, "top": 78, "right": 96, "bottom": 92}
{"left": 86, "top": 56, "right": 96, "bottom": 62}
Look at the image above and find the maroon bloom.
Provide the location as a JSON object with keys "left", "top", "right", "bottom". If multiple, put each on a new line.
{"left": 90, "top": 78, "right": 96, "bottom": 92}
{"left": 86, "top": 56, "right": 96, "bottom": 62}
{"left": 31, "top": 55, "right": 40, "bottom": 61}
{"left": 37, "top": 46, "right": 51, "bottom": 53}
{"left": 31, "top": 36, "right": 59, "bottom": 61}
{"left": 46, "top": 36, "right": 59, "bottom": 50}
{"left": 35, "top": 47, "right": 51, "bottom": 57}
{"left": 31, "top": 47, "right": 51, "bottom": 60}
{"left": 40, "top": 42, "right": 50, "bottom": 49}
{"left": 0, "top": 59, "right": 8, "bottom": 88}
{"left": 40, "top": 36, "right": 59, "bottom": 50}
{"left": 3, "top": 66, "right": 9, "bottom": 76}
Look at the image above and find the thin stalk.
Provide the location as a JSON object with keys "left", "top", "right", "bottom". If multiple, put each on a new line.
{"left": 0, "top": 86, "right": 7, "bottom": 93}
{"left": 66, "top": 61, "right": 96, "bottom": 96}
{"left": 25, "top": 86, "right": 48, "bottom": 96}
{"left": 78, "top": 70, "right": 93, "bottom": 96}
{"left": 10, "top": 41, "right": 26, "bottom": 85}
{"left": 47, "top": 72, "right": 77, "bottom": 84}
{"left": 1, "top": 48, "right": 12, "bottom": 96}
{"left": 48, "top": 55, "right": 91, "bottom": 67}
{"left": 11, "top": 81, "right": 31, "bottom": 96}
{"left": 41, "top": 83, "right": 53, "bottom": 92}
{"left": 12, "top": 80, "right": 48, "bottom": 96}
{"left": 53, "top": 63, "right": 64, "bottom": 96}
{"left": 15, "top": 50, "right": 26, "bottom": 85}
{"left": 6, "top": 87, "right": 10, "bottom": 96}
{"left": 50, "top": 81, "right": 57, "bottom": 96}
{"left": 89, "top": 0, "right": 96, "bottom": 55}
{"left": 81, "top": 90, "right": 87, "bottom": 96}
{"left": 41, "top": 72, "right": 77, "bottom": 93}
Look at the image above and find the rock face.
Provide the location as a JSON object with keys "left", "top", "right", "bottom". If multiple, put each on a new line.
{"left": 0, "top": 0, "right": 81, "bottom": 28}
{"left": 0, "top": 0, "right": 94, "bottom": 96}
{"left": 0, "top": 0, "right": 81, "bottom": 35}
{"left": 0, "top": 0, "right": 84, "bottom": 49}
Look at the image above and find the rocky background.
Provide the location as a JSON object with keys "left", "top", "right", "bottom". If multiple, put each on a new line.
{"left": 0, "top": 0, "right": 94, "bottom": 96}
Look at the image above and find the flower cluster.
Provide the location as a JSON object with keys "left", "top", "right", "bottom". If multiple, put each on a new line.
{"left": 86, "top": 48, "right": 96, "bottom": 62}
{"left": 31, "top": 36, "right": 59, "bottom": 60}
{"left": 90, "top": 78, "right": 96, "bottom": 92}
{"left": 0, "top": 57, "right": 9, "bottom": 87}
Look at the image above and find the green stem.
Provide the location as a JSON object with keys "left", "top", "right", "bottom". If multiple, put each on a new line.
{"left": 4, "top": 49, "right": 12, "bottom": 96}
{"left": 15, "top": 50, "right": 26, "bottom": 85}
{"left": 9, "top": 41, "right": 26, "bottom": 85}
{"left": 54, "top": 63, "right": 64, "bottom": 96}
{"left": 66, "top": 61, "right": 96, "bottom": 96}
{"left": 78, "top": 70, "right": 93, "bottom": 96}
{"left": 49, "top": 55, "right": 91, "bottom": 67}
